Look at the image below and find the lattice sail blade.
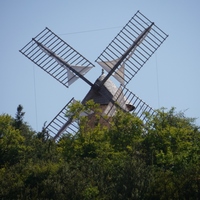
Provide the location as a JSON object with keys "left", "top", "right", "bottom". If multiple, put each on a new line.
{"left": 20, "top": 27, "right": 95, "bottom": 88}
{"left": 96, "top": 11, "right": 168, "bottom": 86}
{"left": 104, "top": 85, "right": 155, "bottom": 122}
{"left": 45, "top": 98, "right": 79, "bottom": 140}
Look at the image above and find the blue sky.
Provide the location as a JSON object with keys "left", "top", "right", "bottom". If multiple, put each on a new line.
{"left": 1, "top": 0, "right": 200, "bottom": 131}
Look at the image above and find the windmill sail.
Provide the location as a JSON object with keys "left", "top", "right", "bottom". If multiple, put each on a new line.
{"left": 45, "top": 98, "right": 79, "bottom": 140}
{"left": 104, "top": 85, "right": 155, "bottom": 121}
{"left": 20, "top": 28, "right": 94, "bottom": 88}
{"left": 96, "top": 10, "right": 168, "bottom": 86}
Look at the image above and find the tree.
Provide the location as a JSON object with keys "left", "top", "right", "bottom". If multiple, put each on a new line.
{"left": 142, "top": 108, "right": 200, "bottom": 199}
{"left": 0, "top": 114, "right": 26, "bottom": 166}
{"left": 0, "top": 103, "right": 199, "bottom": 199}
{"left": 13, "top": 104, "right": 25, "bottom": 129}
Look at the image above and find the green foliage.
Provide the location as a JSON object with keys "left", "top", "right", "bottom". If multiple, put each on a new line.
{"left": 142, "top": 108, "right": 200, "bottom": 199}
{"left": 109, "top": 110, "right": 143, "bottom": 152}
{"left": 143, "top": 108, "right": 200, "bottom": 169}
{"left": 0, "top": 104, "right": 200, "bottom": 199}
{"left": 0, "top": 114, "right": 25, "bottom": 166}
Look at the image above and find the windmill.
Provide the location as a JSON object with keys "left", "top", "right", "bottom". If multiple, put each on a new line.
{"left": 20, "top": 11, "right": 168, "bottom": 140}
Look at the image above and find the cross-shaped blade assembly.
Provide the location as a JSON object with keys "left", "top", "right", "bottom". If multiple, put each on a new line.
{"left": 19, "top": 11, "right": 168, "bottom": 140}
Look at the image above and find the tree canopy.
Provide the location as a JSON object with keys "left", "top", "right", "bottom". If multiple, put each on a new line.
{"left": 0, "top": 103, "right": 199, "bottom": 199}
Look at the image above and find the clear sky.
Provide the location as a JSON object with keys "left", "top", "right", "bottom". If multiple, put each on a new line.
{"left": 1, "top": 0, "right": 200, "bottom": 131}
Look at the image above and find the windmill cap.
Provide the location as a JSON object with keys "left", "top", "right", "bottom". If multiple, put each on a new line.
{"left": 97, "top": 74, "right": 118, "bottom": 96}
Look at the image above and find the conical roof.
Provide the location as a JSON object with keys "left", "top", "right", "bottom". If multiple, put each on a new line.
{"left": 82, "top": 74, "right": 118, "bottom": 105}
